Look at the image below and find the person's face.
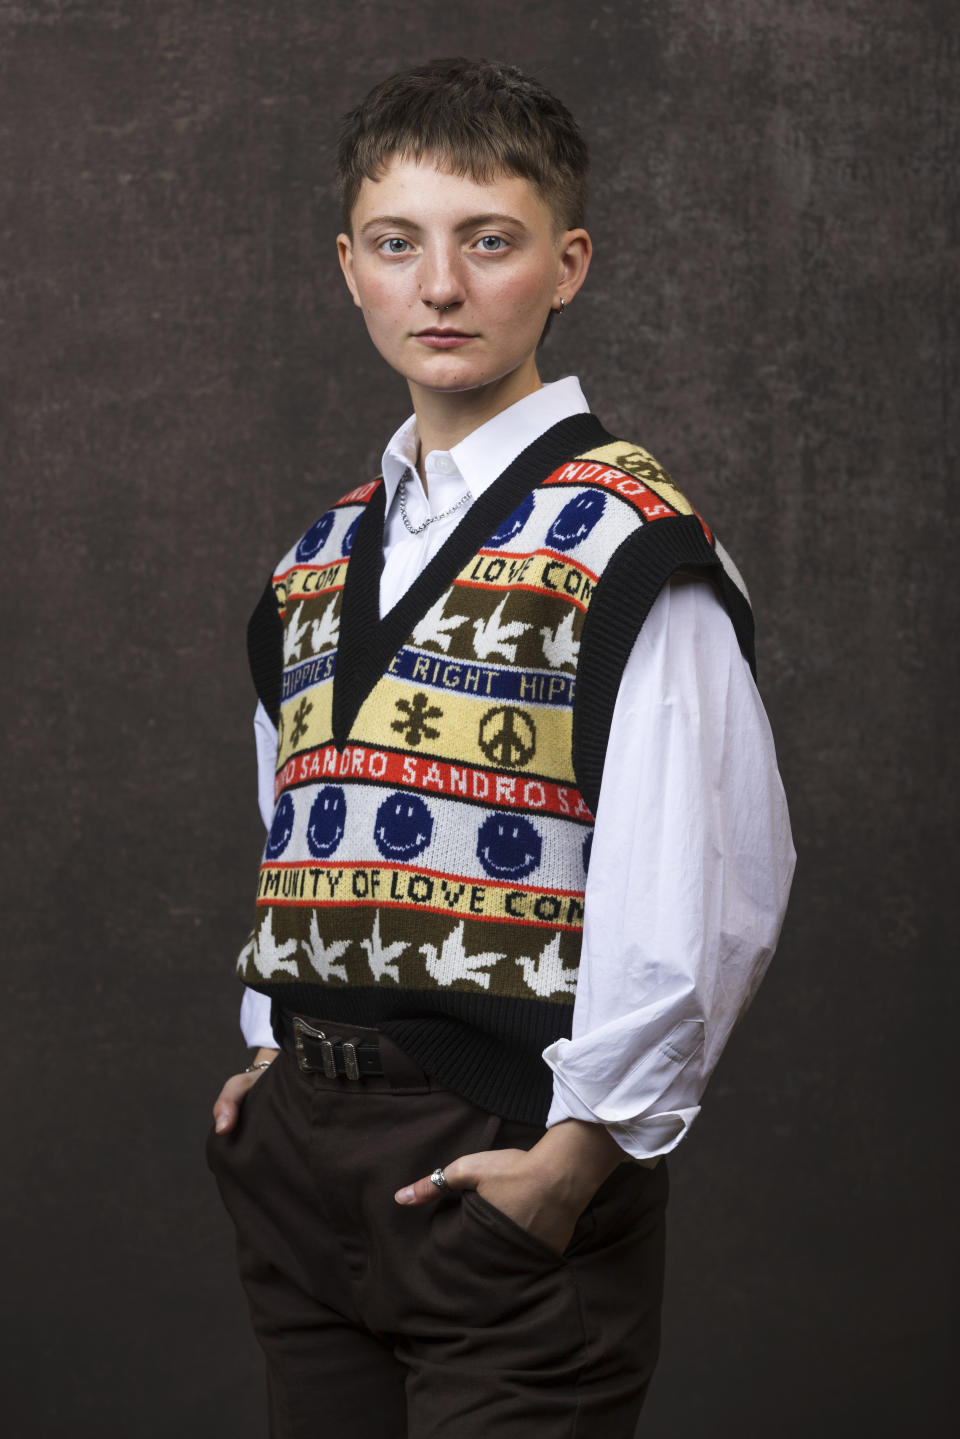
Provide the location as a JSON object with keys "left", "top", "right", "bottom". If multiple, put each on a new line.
{"left": 337, "top": 153, "right": 591, "bottom": 404}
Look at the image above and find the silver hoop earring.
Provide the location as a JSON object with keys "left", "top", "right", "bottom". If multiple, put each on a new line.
{"left": 557, "top": 297, "right": 566, "bottom": 314}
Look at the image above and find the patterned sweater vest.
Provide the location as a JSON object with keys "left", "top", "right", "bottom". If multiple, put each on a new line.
{"left": 240, "top": 413, "right": 754, "bottom": 1123}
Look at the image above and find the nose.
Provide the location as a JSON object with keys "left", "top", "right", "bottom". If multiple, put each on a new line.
{"left": 418, "top": 241, "right": 465, "bottom": 313}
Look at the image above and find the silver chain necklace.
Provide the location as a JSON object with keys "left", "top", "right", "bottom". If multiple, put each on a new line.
{"left": 398, "top": 467, "right": 470, "bottom": 536}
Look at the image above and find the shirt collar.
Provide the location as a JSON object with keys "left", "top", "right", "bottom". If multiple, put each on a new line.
{"left": 379, "top": 375, "right": 591, "bottom": 513}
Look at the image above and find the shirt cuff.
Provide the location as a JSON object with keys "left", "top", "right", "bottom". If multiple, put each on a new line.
{"left": 544, "top": 1076, "right": 701, "bottom": 1163}
{"left": 541, "top": 1015, "right": 706, "bottom": 1162}
{"left": 240, "top": 986, "right": 278, "bottom": 1050}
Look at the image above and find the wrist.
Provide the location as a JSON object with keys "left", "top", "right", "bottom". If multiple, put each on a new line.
{"left": 526, "top": 1119, "right": 624, "bottom": 1207}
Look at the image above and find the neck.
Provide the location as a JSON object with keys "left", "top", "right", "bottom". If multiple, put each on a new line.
{"left": 409, "top": 360, "right": 542, "bottom": 487}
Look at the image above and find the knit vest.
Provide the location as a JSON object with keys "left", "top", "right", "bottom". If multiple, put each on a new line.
{"left": 240, "top": 413, "right": 754, "bottom": 1123}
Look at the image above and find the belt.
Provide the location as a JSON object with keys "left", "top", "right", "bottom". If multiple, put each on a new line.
{"left": 278, "top": 1011, "right": 385, "bottom": 1079}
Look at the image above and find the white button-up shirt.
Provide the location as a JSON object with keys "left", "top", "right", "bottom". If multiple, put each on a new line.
{"left": 241, "top": 376, "right": 796, "bottom": 1162}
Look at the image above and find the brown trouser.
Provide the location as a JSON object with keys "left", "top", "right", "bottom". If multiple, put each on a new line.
{"left": 207, "top": 1017, "right": 669, "bottom": 1439}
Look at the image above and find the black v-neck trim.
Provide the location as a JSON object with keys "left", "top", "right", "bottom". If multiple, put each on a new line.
{"left": 331, "top": 411, "right": 611, "bottom": 747}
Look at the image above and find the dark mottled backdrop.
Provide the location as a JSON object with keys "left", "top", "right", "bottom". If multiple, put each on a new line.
{"left": 2, "top": 1, "right": 955, "bottom": 1435}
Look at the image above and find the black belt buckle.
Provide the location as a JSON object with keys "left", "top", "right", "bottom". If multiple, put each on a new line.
{"left": 291, "top": 1016, "right": 365, "bottom": 1080}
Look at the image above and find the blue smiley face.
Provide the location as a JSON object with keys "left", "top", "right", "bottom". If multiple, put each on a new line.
{"left": 264, "top": 793, "right": 295, "bottom": 859}
{"left": 374, "top": 792, "right": 434, "bottom": 862}
{"left": 582, "top": 830, "right": 593, "bottom": 875}
{"left": 546, "top": 492, "right": 606, "bottom": 552}
{"left": 476, "top": 813, "right": 542, "bottom": 880}
{"left": 306, "top": 786, "right": 347, "bottom": 858}
{"left": 485, "top": 493, "right": 535, "bottom": 549}
{"left": 296, "top": 512, "right": 335, "bottom": 562}
{"left": 342, "top": 515, "right": 361, "bottom": 554}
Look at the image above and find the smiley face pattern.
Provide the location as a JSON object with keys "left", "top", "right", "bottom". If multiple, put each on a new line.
{"left": 374, "top": 792, "right": 434, "bottom": 862}
{"left": 305, "top": 787, "right": 348, "bottom": 858}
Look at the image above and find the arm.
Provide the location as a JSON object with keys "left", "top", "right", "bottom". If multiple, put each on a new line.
{"left": 541, "top": 574, "right": 795, "bottom": 1160}
{"left": 211, "top": 702, "right": 282, "bottom": 1134}
{"left": 397, "top": 576, "right": 795, "bottom": 1245}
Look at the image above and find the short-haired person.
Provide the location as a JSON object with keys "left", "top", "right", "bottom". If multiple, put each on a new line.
{"left": 208, "top": 57, "right": 795, "bottom": 1439}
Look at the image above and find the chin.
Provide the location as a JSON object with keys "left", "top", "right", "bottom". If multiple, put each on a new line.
{"left": 413, "top": 358, "right": 527, "bottom": 397}
{"left": 422, "top": 373, "right": 498, "bottom": 394}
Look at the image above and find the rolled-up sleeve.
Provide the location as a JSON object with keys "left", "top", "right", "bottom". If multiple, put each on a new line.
{"left": 542, "top": 575, "right": 795, "bottom": 1162}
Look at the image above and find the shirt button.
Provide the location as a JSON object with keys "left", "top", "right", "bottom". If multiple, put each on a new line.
{"left": 429, "top": 453, "right": 453, "bottom": 474}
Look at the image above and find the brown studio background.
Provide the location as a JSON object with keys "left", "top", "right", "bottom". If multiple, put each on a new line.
{"left": 1, "top": 2, "right": 955, "bottom": 1435}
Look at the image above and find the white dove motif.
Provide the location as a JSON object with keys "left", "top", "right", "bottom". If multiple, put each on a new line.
{"left": 420, "top": 921, "right": 505, "bottom": 991}
{"left": 310, "top": 598, "right": 340, "bottom": 654}
{"left": 283, "top": 603, "right": 311, "bottom": 664}
{"left": 515, "top": 933, "right": 578, "bottom": 998}
{"left": 472, "top": 594, "right": 530, "bottom": 662}
{"left": 411, "top": 594, "right": 469, "bottom": 654}
{"left": 360, "top": 910, "right": 407, "bottom": 983}
{"left": 235, "top": 929, "right": 256, "bottom": 975}
{"left": 301, "top": 912, "right": 350, "bottom": 981}
{"left": 540, "top": 610, "right": 580, "bottom": 669}
{"left": 249, "top": 909, "right": 299, "bottom": 978}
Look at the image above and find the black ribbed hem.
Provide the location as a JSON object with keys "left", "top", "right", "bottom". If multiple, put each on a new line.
{"left": 572, "top": 514, "right": 756, "bottom": 816}
{"left": 258, "top": 983, "right": 573, "bottom": 1125}
{"left": 247, "top": 575, "right": 284, "bottom": 725}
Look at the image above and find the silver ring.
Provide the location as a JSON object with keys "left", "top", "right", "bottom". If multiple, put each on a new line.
{"left": 429, "top": 1167, "right": 447, "bottom": 1188}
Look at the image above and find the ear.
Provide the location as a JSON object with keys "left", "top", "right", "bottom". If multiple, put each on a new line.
{"left": 554, "top": 228, "right": 593, "bottom": 310}
{"left": 337, "top": 232, "right": 364, "bottom": 309}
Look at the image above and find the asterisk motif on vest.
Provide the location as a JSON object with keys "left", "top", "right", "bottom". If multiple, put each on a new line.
{"left": 391, "top": 691, "right": 443, "bottom": 746}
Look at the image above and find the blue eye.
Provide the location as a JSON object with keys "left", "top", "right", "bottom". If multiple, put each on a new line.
{"left": 383, "top": 237, "right": 410, "bottom": 254}
{"left": 478, "top": 236, "right": 505, "bottom": 251}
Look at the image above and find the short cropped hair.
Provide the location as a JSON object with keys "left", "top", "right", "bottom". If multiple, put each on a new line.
{"left": 336, "top": 57, "right": 589, "bottom": 234}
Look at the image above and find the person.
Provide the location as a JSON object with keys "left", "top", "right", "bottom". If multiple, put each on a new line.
{"left": 207, "top": 56, "right": 795, "bottom": 1439}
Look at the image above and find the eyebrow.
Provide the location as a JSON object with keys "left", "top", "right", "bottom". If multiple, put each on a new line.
{"left": 359, "top": 212, "right": 530, "bottom": 237}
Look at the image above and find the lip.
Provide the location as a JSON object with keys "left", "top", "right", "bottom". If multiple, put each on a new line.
{"left": 413, "top": 328, "right": 477, "bottom": 348}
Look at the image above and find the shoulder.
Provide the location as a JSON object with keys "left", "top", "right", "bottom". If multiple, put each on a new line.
{"left": 571, "top": 434, "right": 752, "bottom": 612}
{"left": 568, "top": 433, "right": 756, "bottom": 681}
{"left": 555, "top": 437, "right": 710, "bottom": 537}
{"left": 270, "top": 477, "right": 384, "bottom": 606}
